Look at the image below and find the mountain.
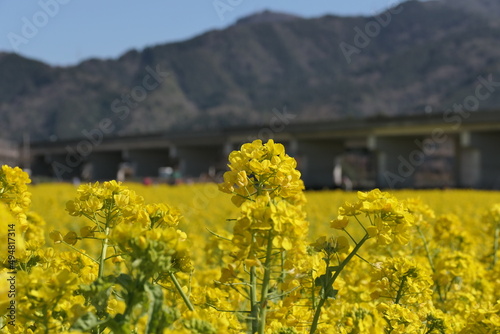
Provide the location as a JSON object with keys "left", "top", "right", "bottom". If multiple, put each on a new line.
{"left": 441, "top": 0, "right": 500, "bottom": 21}
{"left": 1, "top": 0, "right": 500, "bottom": 142}
{"left": 235, "top": 10, "right": 301, "bottom": 25}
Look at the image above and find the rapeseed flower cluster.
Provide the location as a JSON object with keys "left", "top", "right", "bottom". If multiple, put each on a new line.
{"left": 218, "top": 139, "right": 305, "bottom": 206}
{"left": 2, "top": 142, "right": 500, "bottom": 333}
{"left": 370, "top": 257, "right": 433, "bottom": 305}
{"left": 0, "top": 165, "right": 31, "bottom": 226}
{"left": 331, "top": 189, "right": 414, "bottom": 245}
{"left": 216, "top": 139, "right": 311, "bottom": 334}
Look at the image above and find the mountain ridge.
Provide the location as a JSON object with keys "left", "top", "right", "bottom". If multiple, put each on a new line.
{"left": 234, "top": 10, "right": 302, "bottom": 26}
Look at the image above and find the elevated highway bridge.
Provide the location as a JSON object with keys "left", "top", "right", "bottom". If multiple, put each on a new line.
{"left": 9, "top": 111, "right": 500, "bottom": 189}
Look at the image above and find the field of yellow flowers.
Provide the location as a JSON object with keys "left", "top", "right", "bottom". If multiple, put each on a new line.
{"left": 1, "top": 139, "right": 500, "bottom": 333}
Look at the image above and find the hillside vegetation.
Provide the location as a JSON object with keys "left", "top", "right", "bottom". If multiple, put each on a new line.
{"left": 1, "top": 0, "right": 500, "bottom": 141}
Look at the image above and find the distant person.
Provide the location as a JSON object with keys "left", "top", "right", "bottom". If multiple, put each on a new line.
{"left": 342, "top": 176, "right": 353, "bottom": 191}
{"left": 173, "top": 169, "right": 183, "bottom": 185}
{"left": 72, "top": 176, "right": 81, "bottom": 186}
{"left": 333, "top": 161, "right": 342, "bottom": 188}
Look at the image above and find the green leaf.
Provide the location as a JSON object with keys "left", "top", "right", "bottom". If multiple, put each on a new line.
{"left": 145, "top": 283, "right": 168, "bottom": 334}
{"left": 324, "top": 287, "right": 338, "bottom": 299}
{"left": 79, "top": 277, "right": 115, "bottom": 318}
{"left": 116, "top": 273, "right": 134, "bottom": 291}
{"left": 71, "top": 312, "right": 103, "bottom": 331}
{"left": 314, "top": 274, "right": 327, "bottom": 287}
{"left": 183, "top": 318, "right": 217, "bottom": 334}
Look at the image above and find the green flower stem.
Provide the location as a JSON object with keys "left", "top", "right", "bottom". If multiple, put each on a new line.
{"left": 416, "top": 226, "right": 446, "bottom": 301}
{"left": 206, "top": 227, "right": 233, "bottom": 241}
{"left": 354, "top": 215, "right": 369, "bottom": 234}
{"left": 98, "top": 204, "right": 115, "bottom": 279}
{"left": 250, "top": 265, "right": 259, "bottom": 333}
{"left": 61, "top": 241, "right": 99, "bottom": 264}
{"left": 104, "top": 253, "right": 125, "bottom": 261}
{"left": 98, "top": 226, "right": 110, "bottom": 279}
{"left": 309, "top": 233, "right": 370, "bottom": 334}
{"left": 168, "top": 271, "right": 195, "bottom": 311}
{"left": 279, "top": 250, "right": 286, "bottom": 285}
{"left": 343, "top": 228, "right": 358, "bottom": 244}
{"left": 234, "top": 191, "right": 256, "bottom": 202}
{"left": 258, "top": 231, "right": 275, "bottom": 334}
{"left": 493, "top": 224, "right": 499, "bottom": 268}
{"left": 416, "top": 226, "right": 435, "bottom": 272}
{"left": 394, "top": 275, "right": 408, "bottom": 305}
{"left": 311, "top": 271, "right": 316, "bottom": 309}
{"left": 383, "top": 316, "right": 395, "bottom": 334}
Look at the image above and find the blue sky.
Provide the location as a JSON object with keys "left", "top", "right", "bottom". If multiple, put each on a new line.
{"left": 0, "top": 0, "right": 405, "bottom": 66}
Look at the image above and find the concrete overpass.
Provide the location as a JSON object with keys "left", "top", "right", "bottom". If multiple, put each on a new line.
{"left": 16, "top": 111, "right": 500, "bottom": 189}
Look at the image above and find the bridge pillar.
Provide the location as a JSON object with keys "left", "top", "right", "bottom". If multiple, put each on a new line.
{"left": 375, "top": 132, "right": 456, "bottom": 189}
{"left": 125, "top": 148, "right": 172, "bottom": 178}
{"left": 36, "top": 154, "right": 79, "bottom": 180}
{"left": 459, "top": 131, "right": 500, "bottom": 189}
{"left": 295, "top": 139, "right": 344, "bottom": 189}
{"left": 174, "top": 145, "right": 225, "bottom": 180}
{"left": 84, "top": 151, "right": 123, "bottom": 181}
{"left": 286, "top": 139, "right": 299, "bottom": 157}
{"left": 375, "top": 136, "right": 421, "bottom": 189}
